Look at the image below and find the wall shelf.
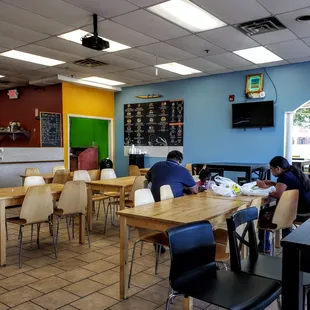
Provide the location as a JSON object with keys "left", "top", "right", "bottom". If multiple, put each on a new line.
{"left": 0, "top": 130, "right": 30, "bottom": 142}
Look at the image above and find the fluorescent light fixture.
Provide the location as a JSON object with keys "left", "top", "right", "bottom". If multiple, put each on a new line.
{"left": 82, "top": 76, "right": 125, "bottom": 86}
{"left": 148, "top": 0, "right": 226, "bottom": 32}
{"left": 155, "top": 62, "right": 201, "bottom": 75}
{"left": 58, "top": 29, "right": 131, "bottom": 52}
{"left": 0, "top": 75, "right": 4, "bottom": 78}
{"left": 0, "top": 50, "right": 65, "bottom": 66}
{"left": 233, "top": 46, "right": 283, "bottom": 64}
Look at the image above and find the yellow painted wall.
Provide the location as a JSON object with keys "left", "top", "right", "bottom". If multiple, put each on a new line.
{"left": 62, "top": 82, "right": 114, "bottom": 168}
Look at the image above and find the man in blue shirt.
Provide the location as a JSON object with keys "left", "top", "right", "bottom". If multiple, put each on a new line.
{"left": 146, "top": 150, "right": 198, "bottom": 202}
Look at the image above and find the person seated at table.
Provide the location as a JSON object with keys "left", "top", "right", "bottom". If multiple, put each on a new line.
{"left": 146, "top": 150, "right": 198, "bottom": 202}
{"left": 196, "top": 168, "right": 212, "bottom": 192}
{"left": 257, "top": 156, "right": 310, "bottom": 252}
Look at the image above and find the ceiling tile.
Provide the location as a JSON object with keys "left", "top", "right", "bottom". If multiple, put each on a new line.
{"left": 192, "top": 0, "right": 270, "bottom": 24}
{"left": 205, "top": 52, "right": 253, "bottom": 68}
{"left": 288, "top": 56, "right": 310, "bottom": 63}
{"left": 0, "top": 20, "right": 48, "bottom": 43}
{"left": 114, "top": 49, "right": 167, "bottom": 65}
{"left": 93, "top": 54, "right": 146, "bottom": 70}
{"left": 166, "top": 35, "right": 226, "bottom": 57}
{"left": 0, "top": 56, "right": 46, "bottom": 71}
{"left": 232, "top": 65, "right": 260, "bottom": 72}
{"left": 266, "top": 40, "right": 310, "bottom": 59}
{"left": 98, "top": 72, "right": 140, "bottom": 84}
{"left": 36, "top": 37, "right": 104, "bottom": 58}
{"left": 277, "top": 7, "right": 310, "bottom": 38}
{"left": 252, "top": 29, "right": 297, "bottom": 45}
{"left": 112, "top": 9, "right": 190, "bottom": 41}
{"left": 63, "top": 0, "right": 138, "bottom": 18}
{"left": 0, "top": 2, "right": 73, "bottom": 36}
{"left": 3, "top": 0, "right": 102, "bottom": 27}
{"left": 178, "top": 57, "right": 226, "bottom": 72}
{"left": 126, "top": 0, "right": 166, "bottom": 7}
{"left": 82, "top": 20, "right": 158, "bottom": 47}
{"left": 18, "top": 45, "right": 81, "bottom": 63}
{"left": 138, "top": 42, "right": 196, "bottom": 61}
{"left": 198, "top": 26, "right": 259, "bottom": 51}
{"left": 257, "top": 0, "right": 310, "bottom": 14}
{"left": 260, "top": 60, "right": 289, "bottom": 67}
{"left": 0, "top": 35, "right": 26, "bottom": 50}
{"left": 135, "top": 66, "right": 180, "bottom": 79}
{"left": 116, "top": 70, "right": 158, "bottom": 81}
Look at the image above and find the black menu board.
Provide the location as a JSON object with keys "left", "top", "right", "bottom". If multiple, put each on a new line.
{"left": 124, "top": 100, "right": 184, "bottom": 147}
{"left": 40, "top": 112, "right": 62, "bottom": 147}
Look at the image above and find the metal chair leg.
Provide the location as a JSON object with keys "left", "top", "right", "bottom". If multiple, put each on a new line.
{"left": 19, "top": 226, "right": 24, "bottom": 269}
{"left": 128, "top": 239, "right": 142, "bottom": 288}
{"left": 66, "top": 216, "right": 71, "bottom": 240}
{"left": 30, "top": 224, "right": 34, "bottom": 248}
{"left": 72, "top": 216, "right": 75, "bottom": 239}
{"left": 5, "top": 220, "right": 8, "bottom": 241}
{"left": 36, "top": 223, "right": 41, "bottom": 249}
{"left": 140, "top": 241, "right": 144, "bottom": 256}
{"left": 84, "top": 214, "right": 91, "bottom": 248}
{"left": 49, "top": 221, "right": 58, "bottom": 258}
{"left": 55, "top": 216, "right": 60, "bottom": 250}
{"left": 155, "top": 244, "right": 162, "bottom": 275}
{"left": 103, "top": 204, "right": 109, "bottom": 234}
{"left": 165, "top": 293, "right": 183, "bottom": 310}
{"left": 96, "top": 200, "right": 101, "bottom": 220}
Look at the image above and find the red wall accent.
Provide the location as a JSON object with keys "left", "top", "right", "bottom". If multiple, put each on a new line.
{"left": 0, "top": 84, "right": 62, "bottom": 147}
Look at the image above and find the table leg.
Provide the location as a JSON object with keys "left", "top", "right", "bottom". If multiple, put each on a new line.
{"left": 87, "top": 187, "right": 93, "bottom": 231}
{"left": 183, "top": 297, "right": 193, "bottom": 310}
{"left": 79, "top": 213, "right": 85, "bottom": 244}
{"left": 119, "top": 187, "right": 125, "bottom": 211}
{"left": 275, "top": 230, "right": 281, "bottom": 248}
{"left": 0, "top": 201, "right": 6, "bottom": 266}
{"left": 21, "top": 176, "right": 25, "bottom": 186}
{"left": 119, "top": 216, "right": 128, "bottom": 299}
{"left": 52, "top": 214, "right": 57, "bottom": 240}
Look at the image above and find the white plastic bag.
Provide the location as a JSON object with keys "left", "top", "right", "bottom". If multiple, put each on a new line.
{"left": 211, "top": 176, "right": 242, "bottom": 197}
{"left": 241, "top": 181, "right": 276, "bottom": 196}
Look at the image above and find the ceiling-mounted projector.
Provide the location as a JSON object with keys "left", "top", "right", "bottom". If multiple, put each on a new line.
{"left": 82, "top": 14, "right": 110, "bottom": 51}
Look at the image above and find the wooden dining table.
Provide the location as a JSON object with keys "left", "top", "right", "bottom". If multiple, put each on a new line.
{"left": 0, "top": 183, "right": 88, "bottom": 267}
{"left": 86, "top": 176, "right": 136, "bottom": 230}
{"left": 117, "top": 193, "right": 253, "bottom": 310}
{"left": 139, "top": 168, "right": 149, "bottom": 176}
{"left": 20, "top": 172, "right": 74, "bottom": 185}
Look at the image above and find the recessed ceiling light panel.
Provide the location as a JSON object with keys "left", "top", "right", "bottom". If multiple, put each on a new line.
{"left": 82, "top": 76, "right": 125, "bottom": 86}
{"left": 155, "top": 62, "right": 202, "bottom": 75}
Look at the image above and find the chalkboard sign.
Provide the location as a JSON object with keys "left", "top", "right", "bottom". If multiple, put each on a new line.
{"left": 124, "top": 100, "right": 184, "bottom": 147}
{"left": 40, "top": 112, "right": 62, "bottom": 147}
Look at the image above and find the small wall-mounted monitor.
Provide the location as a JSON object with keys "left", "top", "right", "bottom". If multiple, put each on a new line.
{"left": 232, "top": 101, "right": 274, "bottom": 129}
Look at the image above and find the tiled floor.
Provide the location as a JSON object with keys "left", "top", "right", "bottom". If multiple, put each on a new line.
{"left": 0, "top": 207, "right": 281, "bottom": 310}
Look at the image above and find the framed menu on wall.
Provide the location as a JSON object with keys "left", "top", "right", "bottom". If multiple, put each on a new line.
{"left": 40, "top": 112, "right": 62, "bottom": 147}
{"left": 124, "top": 99, "right": 184, "bottom": 148}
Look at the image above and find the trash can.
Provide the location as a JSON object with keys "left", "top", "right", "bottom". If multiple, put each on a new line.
{"left": 100, "top": 158, "right": 113, "bottom": 170}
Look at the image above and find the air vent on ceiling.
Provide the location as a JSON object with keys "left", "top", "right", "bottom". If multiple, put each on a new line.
{"left": 73, "top": 58, "right": 108, "bottom": 68}
{"left": 237, "top": 16, "right": 286, "bottom": 36}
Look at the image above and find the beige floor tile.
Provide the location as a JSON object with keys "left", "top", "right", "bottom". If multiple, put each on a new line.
{"left": 0, "top": 275, "right": 5, "bottom": 281}
{"left": 71, "top": 292, "right": 118, "bottom": 310}
{"left": 0, "top": 273, "right": 37, "bottom": 291}
{"left": 82, "top": 260, "right": 117, "bottom": 273}
{"left": 22, "top": 250, "right": 53, "bottom": 259}
{"left": 69, "top": 245, "right": 100, "bottom": 254}
{"left": 99, "top": 283, "right": 143, "bottom": 301}
{"left": 32, "top": 289, "right": 79, "bottom": 310}
{"left": 137, "top": 284, "right": 170, "bottom": 305}
{"left": 0, "top": 286, "right": 42, "bottom": 307}
{"left": 10, "top": 301, "right": 45, "bottom": 310}
{"left": 90, "top": 270, "right": 120, "bottom": 286}
{"left": 6, "top": 247, "right": 20, "bottom": 256}
{"left": 157, "top": 278, "right": 170, "bottom": 288}
{"left": 76, "top": 252, "right": 106, "bottom": 263}
{"left": 52, "top": 258, "right": 87, "bottom": 271}
{"left": 95, "top": 246, "right": 120, "bottom": 256}
{"left": 91, "top": 240, "right": 117, "bottom": 248}
{"left": 103, "top": 254, "right": 121, "bottom": 265}
{"left": 144, "top": 264, "right": 170, "bottom": 279}
{"left": 0, "top": 302, "right": 8, "bottom": 310}
{"left": 25, "top": 266, "right": 64, "bottom": 280}
{"left": 29, "top": 276, "right": 71, "bottom": 294}
{"left": 57, "top": 268, "right": 96, "bottom": 283}
{"left": 5, "top": 255, "right": 29, "bottom": 266}
{"left": 113, "top": 262, "right": 149, "bottom": 276}
{"left": 131, "top": 272, "right": 162, "bottom": 289}
{"left": 110, "top": 296, "right": 158, "bottom": 310}
{"left": 63, "top": 279, "right": 105, "bottom": 297}
{"left": 24, "top": 256, "right": 57, "bottom": 268}
{"left": 134, "top": 256, "right": 156, "bottom": 268}
{"left": 0, "top": 265, "right": 33, "bottom": 278}
{"left": 49, "top": 250, "right": 79, "bottom": 261}
{"left": 57, "top": 306, "right": 77, "bottom": 310}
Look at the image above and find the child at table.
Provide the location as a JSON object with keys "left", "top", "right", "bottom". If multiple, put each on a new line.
{"left": 197, "top": 168, "right": 212, "bottom": 192}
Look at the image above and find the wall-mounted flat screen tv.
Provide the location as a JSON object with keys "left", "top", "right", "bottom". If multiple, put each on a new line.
{"left": 232, "top": 101, "right": 274, "bottom": 128}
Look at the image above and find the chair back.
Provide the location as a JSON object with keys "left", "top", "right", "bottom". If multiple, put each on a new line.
{"left": 166, "top": 221, "right": 217, "bottom": 290}
{"left": 129, "top": 165, "right": 141, "bottom": 176}
{"left": 160, "top": 185, "right": 174, "bottom": 201}
{"left": 185, "top": 164, "right": 193, "bottom": 175}
{"left": 101, "top": 168, "right": 117, "bottom": 180}
{"left": 25, "top": 168, "right": 40, "bottom": 176}
{"left": 128, "top": 176, "right": 147, "bottom": 202}
{"left": 88, "top": 169, "right": 100, "bottom": 181}
{"left": 73, "top": 170, "right": 91, "bottom": 182}
{"left": 57, "top": 181, "right": 87, "bottom": 215}
{"left": 20, "top": 186, "right": 53, "bottom": 224}
{"left": 226, "top": 207, "right": 259, "bottom": 272}
{"left": 52, "top": 169, "right": 71, "bottom": 184}
{"left": 52, "top": 165, "right": 65, "bottom": 173}
{"left": 24, "top": 176, "right": 45, "bottom": 186}
{"left": 134, "top": 189, "right": 154, "bottom": 207}
{"left": 272, "top": 189, "right": 299, "bottom": 229}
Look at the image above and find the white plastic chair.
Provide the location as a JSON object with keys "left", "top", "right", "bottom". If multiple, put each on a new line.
{"left": 160, "top": 185, "right": 174, "bottom": 201}
{"left": 52, "top": 166, "right": 65, "bottom": 173}
{"left": 73, "top": 170, "right": 91, "bottom": 182}
{"left": 24, "top": 176, "right": 45, "bottom": 186}
{"left": 100, "top": 168, "right": 117, "bottom": 180}
{"left": 25, "top": 168, "right": 40, "bottom": 176}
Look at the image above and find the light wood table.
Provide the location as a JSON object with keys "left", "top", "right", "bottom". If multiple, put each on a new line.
{"left": 117, "top": 193, "right": 250, "bottom": 309}
{"left": 0, "top": 184, "right": 87, "bottom": 267}
{"left": 139, "top": 168, "right": 149, "bottom": 176}
{"left": 86, "top": 176, "right": 136, "bottom": 230}
{"left": 20, "top": 172, "right": 74, "bottom": 185}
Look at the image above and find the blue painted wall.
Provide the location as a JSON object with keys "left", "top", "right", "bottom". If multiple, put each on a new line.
{"left": 115, "top": 62, "right": 310, "bottom": 178}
